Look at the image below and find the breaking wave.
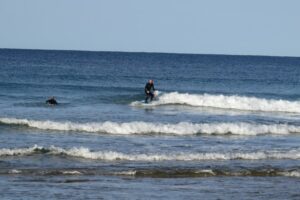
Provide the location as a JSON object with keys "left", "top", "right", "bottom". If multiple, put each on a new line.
{"left": 1, "top": 145, "right": 300, "bottom": 161}
{"left": 1, "top": 117, "right": 300, "bottom": 136}
{"left": 279, "top": 171, "right": 300, "bottom": 178}
{"left": 131, "top": 92, "right": 300, "bottom": 113}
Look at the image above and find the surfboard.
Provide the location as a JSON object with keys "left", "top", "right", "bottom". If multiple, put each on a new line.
{"left": 131, "top": 100, "right": 157, "bottom": 107}
{"left": 130, "top": 91, "right": 161, "bottom": 107}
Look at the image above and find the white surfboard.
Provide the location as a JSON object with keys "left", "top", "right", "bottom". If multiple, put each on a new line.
{"left": 130, "top": 90, "right": 161, "bottom": 107}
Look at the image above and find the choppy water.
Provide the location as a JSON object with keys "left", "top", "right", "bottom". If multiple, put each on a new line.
{"left": 1, "top": 49, "right": 300, "bottom": 199}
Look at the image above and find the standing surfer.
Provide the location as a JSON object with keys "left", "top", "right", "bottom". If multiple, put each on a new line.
{"left": 145, "top": 80, "right": 156, "bottom": 103}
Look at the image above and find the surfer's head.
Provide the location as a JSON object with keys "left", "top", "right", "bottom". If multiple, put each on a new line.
{"left": 149, "top": 79, "right": 153, "bottom": 84}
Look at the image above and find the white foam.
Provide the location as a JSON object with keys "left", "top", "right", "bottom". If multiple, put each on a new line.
{"left": 0, "top": 144, "right": 41, "bottom": 156}
{"left": 131, "top": 92, "right": 300, "bottom": 113}
{"left": 8, "top": 169, "right": 22, "bottom": 174}
{"left": 62, "top": 170, "right": 82, "bottom": 175}
{"left": 195, "top": 169, "right": 215, "bottom": 175}
{"left": 279, "top": 171, "right": 300, "bottom": 178}
{"left": 1, "top": 145, "right": 300, "bottom": 161}
{"left": 1, "top": 117, "right": 300, "bottom": 136}
{"left": 48, "top": 147, "right": 300, "bottom": 161}
{"left": 113, "top": 171, "right": 137, "bottom": 176}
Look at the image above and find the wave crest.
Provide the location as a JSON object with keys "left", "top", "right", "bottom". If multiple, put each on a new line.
{"left": 131, "top": 92, "right": 300, "bottom": 113}
{"left": 1, "top": 117, "right": 300, "bottom": 135}
{"left": 1, "top": 145, "right": 300, "bottom": 161}
{"left": 3, "top": 167, "right": 300, "bottom": 178}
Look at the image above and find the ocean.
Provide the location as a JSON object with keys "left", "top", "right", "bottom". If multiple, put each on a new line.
{"left": 0, "top": 49, "right": 300, "bottom": 199}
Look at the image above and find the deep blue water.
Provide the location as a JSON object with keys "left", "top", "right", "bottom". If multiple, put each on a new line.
{"left": 1, "top": 49, "right": 300, "bottom": 199}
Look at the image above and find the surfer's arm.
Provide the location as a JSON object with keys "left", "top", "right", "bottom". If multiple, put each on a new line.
{"left": 145, "top": 83, "right": 150, "bottom": 94}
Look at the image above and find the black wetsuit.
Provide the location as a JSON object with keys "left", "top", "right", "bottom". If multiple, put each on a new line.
{"left": 144, "top": 83, "right": 155, "bottom": 103}
{"left": 46, "top": 98, "right": 58, "bottom": 105}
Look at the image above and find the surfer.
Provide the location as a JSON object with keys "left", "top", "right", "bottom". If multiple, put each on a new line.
{"left": 145, "top": 79, "right": 156, "bottom": 103}
{"left": 46, "top": 96, "right": 58, "bottom": 105}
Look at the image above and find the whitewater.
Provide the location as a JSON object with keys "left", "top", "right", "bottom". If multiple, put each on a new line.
{"left": 1, "top": 117, "right": 300, "bottom": 135}
{"left": 131, "top": 92, "right": 300, "bottom": 113}
{"left": 2, "top": 145, "right": 300, "bottom": 161}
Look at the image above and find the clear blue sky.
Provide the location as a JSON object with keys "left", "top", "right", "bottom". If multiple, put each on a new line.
{"left": 0, "top": 0, "right": 299, "bottom": 57}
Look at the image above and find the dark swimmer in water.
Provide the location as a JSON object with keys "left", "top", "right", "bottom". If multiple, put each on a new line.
{"left": 46, "top": 96, "right": 58, "bottom": 105}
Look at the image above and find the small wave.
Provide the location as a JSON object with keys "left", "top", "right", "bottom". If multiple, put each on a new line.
{"left": 131, "top": 92, "right": 300, "bottom": 113}
{"left": 8, "top": 169, "right": 22, "bottom": 174}
{"left": 1, "top": 117, "right": 300, "bottom": 136}
{"left": 0, "top": 145, "right": 41, "bottom": 156}
{"left": 135, "top": 169, "right": 300, "bottom": 178}
{"left": 279, "top": 170, "right": 300, "bottom": 178}
{"left": 62, "top": 170, "right": 82, "bottom": 175}
{"left": 195, "top": 169, "right": 215, "bottom": 175}
{"left": 112, "top": 170, "right": 137, "bottom": 176}
{"left": 1, "top": 145, "right": 300, "bottom": 161}
{"left": 3, "top": 167, "right": 300, "bottom": 178}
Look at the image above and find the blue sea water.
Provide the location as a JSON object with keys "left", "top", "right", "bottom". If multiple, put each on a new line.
{"left": 1, "top": 49, "right": 300, "bottom": 199}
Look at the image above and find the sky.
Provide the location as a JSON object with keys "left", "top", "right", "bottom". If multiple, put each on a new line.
{"left": 0, "top": 0, "right": 299, "bottom": 57}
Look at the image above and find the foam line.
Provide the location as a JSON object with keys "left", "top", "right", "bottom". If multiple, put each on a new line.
{"left": 1, "top": 117, "right": 300, "bottom": 135}
{"left": 1, "top": 145, "right": 300, "bottom": 161}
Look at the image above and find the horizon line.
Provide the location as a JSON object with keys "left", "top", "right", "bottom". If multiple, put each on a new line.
{"left": 0, "top": 47, "right": 299, "bottom": 59}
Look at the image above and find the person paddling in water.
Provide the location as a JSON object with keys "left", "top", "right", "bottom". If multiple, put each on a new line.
{"left": 46, "top": 96, "right": 58, "bottom": 105}
{"left": 145, "top": 79, "right": 156, "bottom": 103}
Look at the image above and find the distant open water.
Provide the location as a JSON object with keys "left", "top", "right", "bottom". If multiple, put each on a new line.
{"left": 1, "top": 49, "right": 300, "bottom": 199}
